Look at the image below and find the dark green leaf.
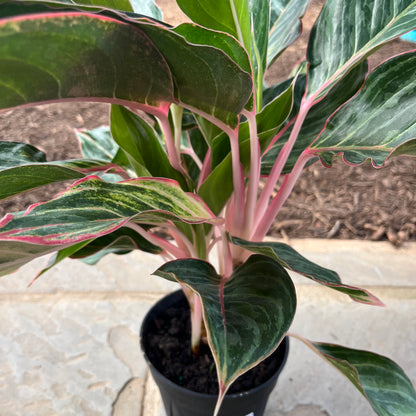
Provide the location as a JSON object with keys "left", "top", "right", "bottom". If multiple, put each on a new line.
{"left": 70, "top": 226, "right": 162, "bottom": 263}
{"left": 0, "top": 3, "right": 252, "bottom": 127}
{"left": 0, "top": 141, "right": 121, "bottom": 200}
{"left": 154, "top": 254, "right": 296, "bottom": 394}
{"left": 232, "top": 237, "right": 383, "bottom": 305}
{"left": 310, "top": 52, "right": 416, "bottom": 166}
{"left": 139, "top": 22, "right": 253, "bottom": 127}
{"left": 307, "top": 0, "right": 416, "bottom": 99}
{"left": 0, "top": 7, "right": 174, "bottom": 107}
{"left": 299, "top": 337, "right": 416, "bottom": 416}
{"left": 0, "top": 165, "right": 84, "bottom": 200}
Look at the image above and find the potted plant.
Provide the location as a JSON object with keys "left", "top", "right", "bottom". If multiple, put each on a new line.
{"left": 0, "top": 0, "right": 415, "bottom": 414}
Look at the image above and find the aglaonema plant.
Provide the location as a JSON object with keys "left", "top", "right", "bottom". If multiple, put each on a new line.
{"left": 0, "top": 0, "right": 415, "bottom": 414}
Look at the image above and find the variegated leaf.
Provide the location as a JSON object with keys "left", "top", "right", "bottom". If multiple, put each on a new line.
{"left": 154, "top": 254, "right": 296, "bottom": 405}
{"left": 307, "top": 0, "right": 416, "bottom": 99}
{"left": 232, "top": 237, "right": 383, "bottom": 305}
{"left": 268, "top": 0, "right": 310, "bottom": 66}
{"left": 0, "top": 176, "right": 218, "bottom": 245}
{"left": 310, "top": 52, "right": 416, "bottom": 166}
{"left": 297, "top": 336, "right": 416, "bottom": 416}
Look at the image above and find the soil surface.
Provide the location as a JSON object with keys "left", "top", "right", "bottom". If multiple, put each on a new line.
{"left": 0, "top": 0, "right": 415, "bottom": 245}
{"left": 143, "top": 292, "right": 287, "bottom": 395}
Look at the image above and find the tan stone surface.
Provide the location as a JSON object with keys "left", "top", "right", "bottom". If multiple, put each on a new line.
{"left": 0, "top": 240, "right": 415, "bottom": 415}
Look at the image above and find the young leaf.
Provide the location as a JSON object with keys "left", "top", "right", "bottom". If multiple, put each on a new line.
{"left": 310, "top": 52, "right": 416, "bottom": 166}
{"left": 34, "top": 240, "right": 92, "bottom": 280}
{"left": 0, "top": 176, "right": 218, "bottom": 246}
{"left": 307, "top": 0, "right": 416, "bottom": 100}
{"left": 110, "top": 105, "right": 187, "bottom": 186}
{"left": 249, "top": 0, "right": 270, "bottom": 106}
{"left": 296, "top": 336, "right": 416, "bottom": 416}
{"left": 268, "top": 0, "right": 310, "bottom": 66}
{"left": 76, "top": 126, "right": 118, "bottom": 161}
{"left": 231, "top": 237, "right": 383, "bottom": 306}
{"left": 176, "top": 0, "right": 252, "bottom": 54}
{"left": 154, "top": 254, "right": 296, "bottom": 401}
{"left": 173, "top": 23, "right": 251, "bottom": 74}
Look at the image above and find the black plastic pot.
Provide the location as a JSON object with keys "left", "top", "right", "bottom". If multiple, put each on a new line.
{"left": 141, "top": 290, "right": 289, "bottom": 416}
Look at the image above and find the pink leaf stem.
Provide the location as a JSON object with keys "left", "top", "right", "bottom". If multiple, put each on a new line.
{"left": 215, "top": 224, "right": 233, "bottom": 278}
{"left": 85, "top": 163, "right": 131, "bottom": 180}
{"left": 264, "top": 117, "right": 295, "bottom": 154}
{"left": 228, "top": 128, "right": 246, "bottom": 234}
{"left": 156, "top": 112, "right": 186, "bottom": 176}
{"left": 253, "top": 99, "right": 312, "bottom": 234}
{"left": 190, "top": 292, "right": 203, "bottom": 354}
{"left": 242, "top": 108, "right": 261, "bottom": 239}
{"left": 125, "top": 221, "right": 187, "bottom": 258}
{"left": 197, "top": 149, "right": 211, "bottom": 191}
{"left": 163, "top": 222, "right": 197, "bottom": 258}
{"left": 253, "top": 149, "right": 315, "bottom": 241}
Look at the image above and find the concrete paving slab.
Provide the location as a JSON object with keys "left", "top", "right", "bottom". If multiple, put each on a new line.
{"left": 0, "top": 240, "right": 414, "bottom": 415}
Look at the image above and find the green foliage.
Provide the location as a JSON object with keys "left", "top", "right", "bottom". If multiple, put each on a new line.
{"left": 0, "top": 1, "right": 415, "bottom": 414}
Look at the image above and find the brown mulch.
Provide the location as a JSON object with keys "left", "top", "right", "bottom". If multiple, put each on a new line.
{"left": 0, "top": 0, "right": 415, "bottom": 246}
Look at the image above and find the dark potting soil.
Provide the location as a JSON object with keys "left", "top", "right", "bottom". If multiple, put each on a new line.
{"left": 144, "top": 294, "right": 284, "bottom": 395}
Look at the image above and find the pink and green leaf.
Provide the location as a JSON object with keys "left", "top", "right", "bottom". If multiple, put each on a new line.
{"left": 307, "top": 0, "right": 416, "bottom": 100}
{"left": 296, "top": 336, "right": 416, "bottom": 416}
{"left": 0, "top": 9, "right": 174, "bottom": 108}
{"left": 310, "top": 52, "right": 416, "bottom": 166}
{"left": 0, "top": 2, "right": 252, "bottom": 127}
{"left": 26, "top": 0, "right": 162, "bottom": 16}
{"left": 232, "top": 237, "right": 384, "bottom": 306}
{"left": 154, "top": 254, "right": 296, "bottom": 403}
{"left": 0, "top": 175, "right": 218, "bottom": 245}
